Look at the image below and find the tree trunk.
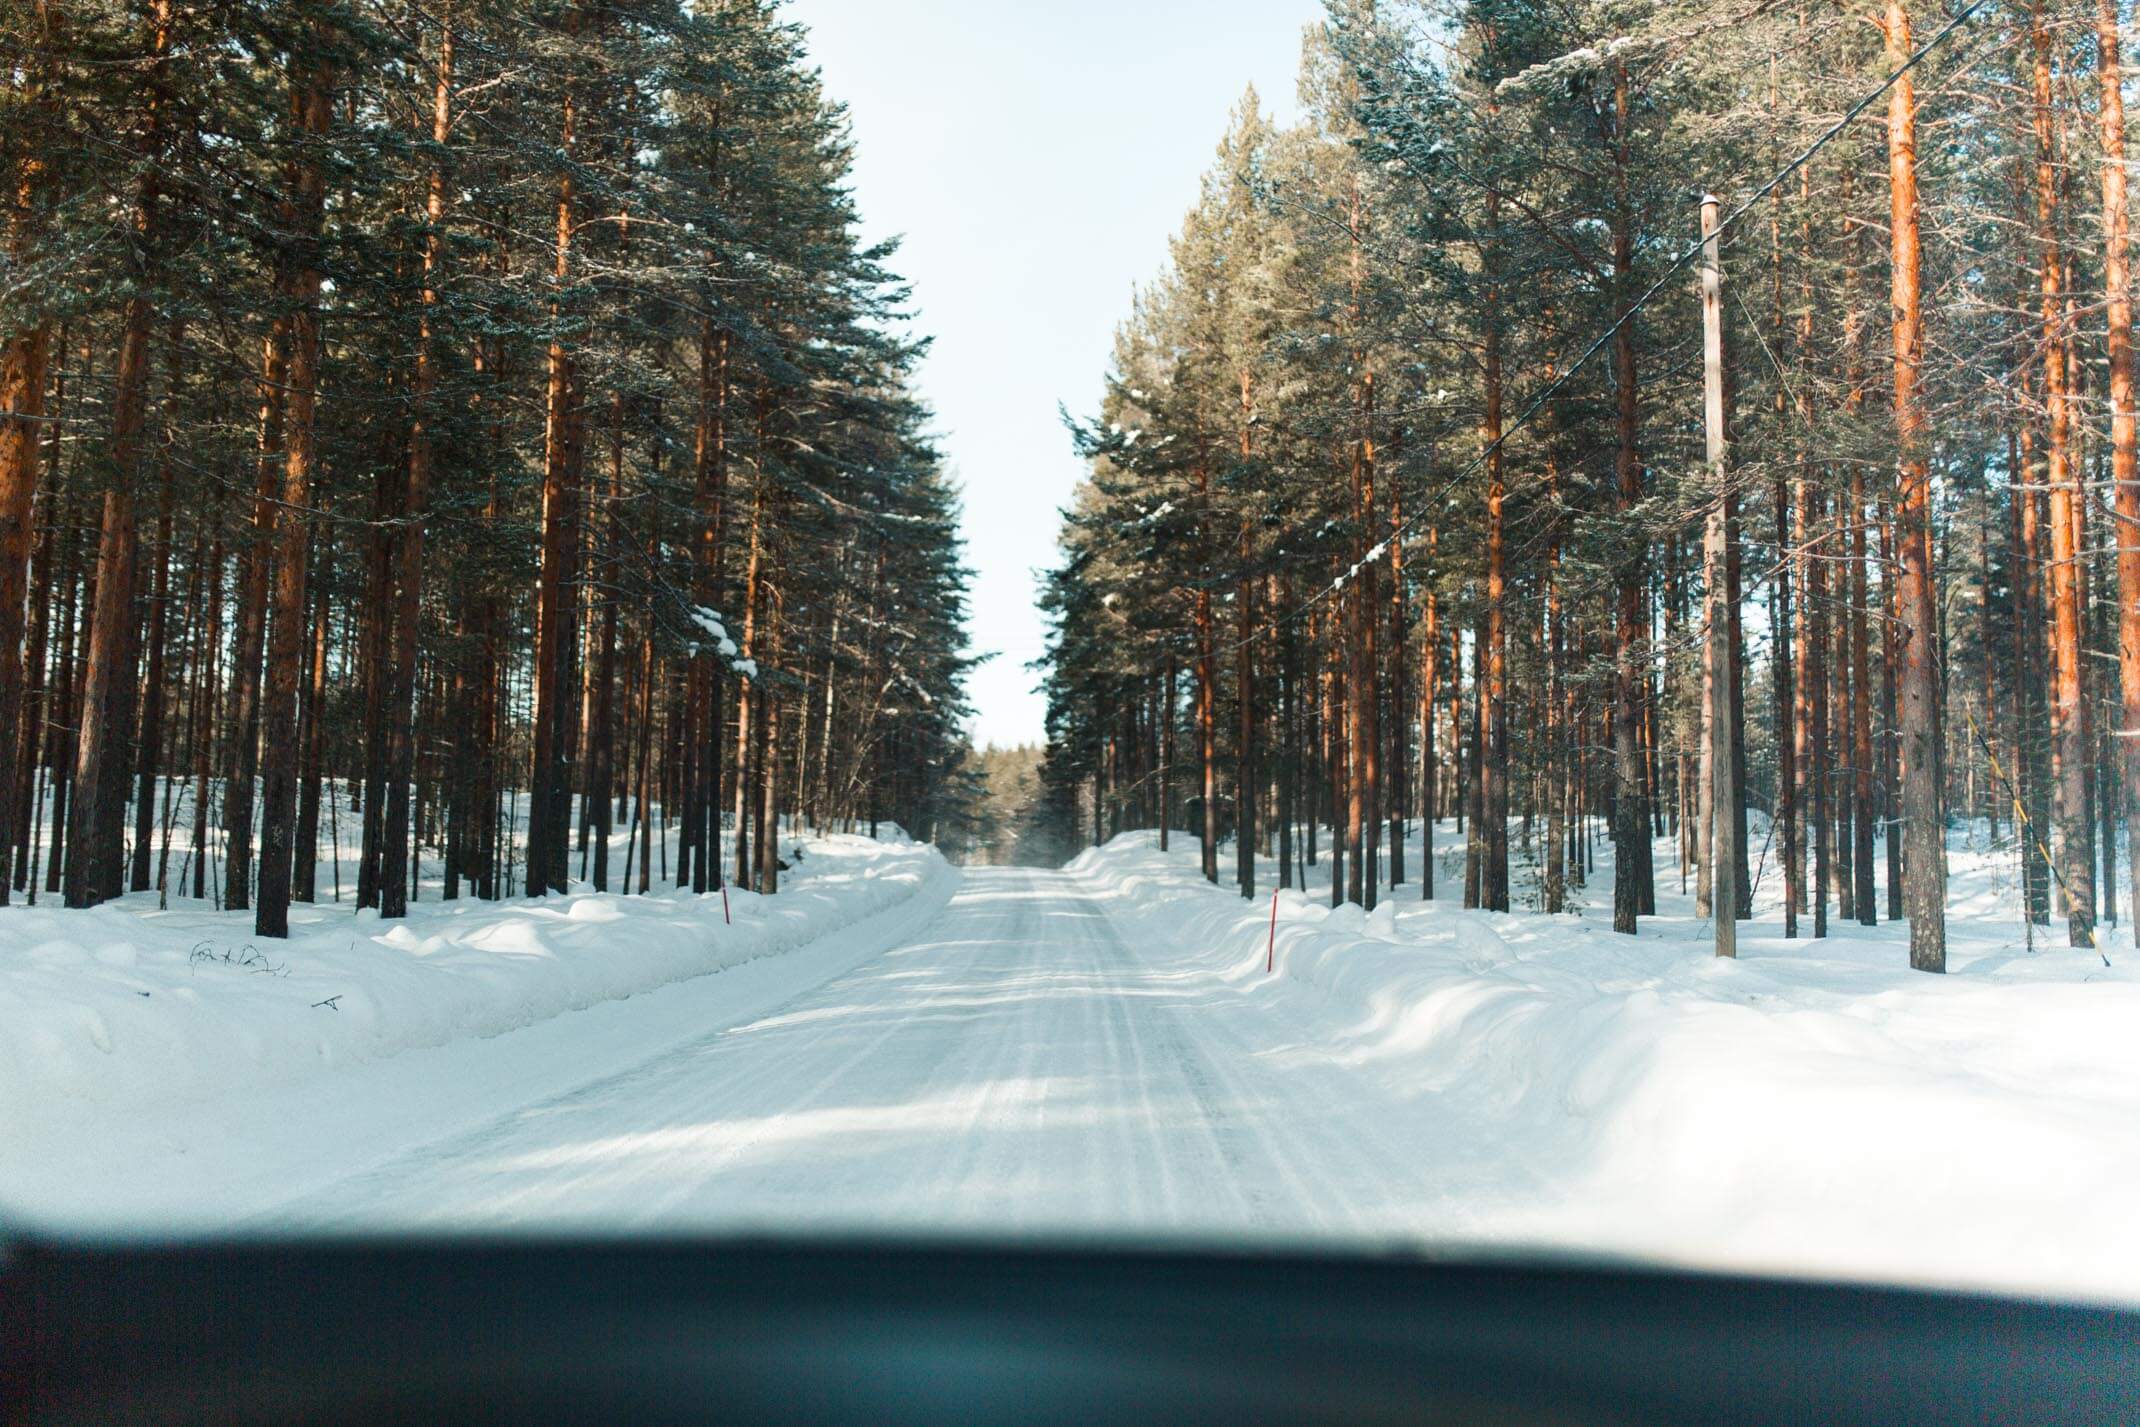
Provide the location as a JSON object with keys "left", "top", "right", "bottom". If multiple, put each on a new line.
{"left": 1196, "top": 579, "right": 1217, "bottom": 883}
{"left": 636, "top": 631, "right": 655, "bottom": 893}
{"left": 128, "top": 329, "right": 181, "bottom": 893}
{"left": 757, "top": 592, "right": 780, "bottom": 895}
{"left": 2030, "top": 0, "right": 2091, "bottom": 946}
{"left": 1608, "top": 60, "right": 1646, "bottom": 935}
{"left": 1236, "top": 564, "right": 1255, "bottom": 901}
{"left": 68, "top": 20, "right": 179, "bottom": 909}
{"left": 1805, "top": 488, "right": 1832, "bottom": 941}
{"left": 1352, "top": 380, "right": 1380, "bottom": 911}
{"left": 1544, "top": 504, "right": 1565, "bottom": 915}
{"left": 1388, "top": 478, "right": 1407, "bottom": 890}
{"left": 381, "top": 12, "right": 452, "bottom": 919}
{"left": 1887, "top": 0, "right": 1948, "bottom": 969}
{"left": 1772, "top": 101, "right": 1797, "bottom": 938}
{"left": 1160, "top": 652, "right": 1175, "bottom": 851}
{"left": 1277, "top": 590, "right": 1293, "bottom": 887}
{"left": 733, "top": 457, "right": 765, "bottom": 888}
{"left": 1881, "top": 510, "right": 1905, "bottom": 922}
{"left": 1479, "top": 199, "right": 1506, "bottom": 914}
{"left": 1464, "top": 625, "right": 1483, "bottom": 909}
{"left": 356, "top": 460, "right": 393, "bottom": 907}
{"left": 529, "top": 32, "right": 580, "bottom": 899}
{"left": 590, "top": 396, "right": 620, "bottom": 893}
{"left": 0, "top": 251, "right": 51, "bottom": 904}
{"left": 1727, "top": 487, "right": 1750, "bottom": 918}
{"left": 10, "top": 443, "right": 56, "bottom": 896}
{"left": 2096, "top": 0, "right": 2140, "bottom": 949}
{"left": 192, "top": 524, "right": 221, "bottom": 902}
{"left": 293, "top": 544, "right": 329, "bottom": 901}
{"left": 1327, "top": 641, "right": 1345, "bottom": 905}
{"left": 1833, "top": 152, "right": 1878, "bottom": 927}
{"left": 65, "top": 335, "right": 146, "bottom": 909}
{"left": 1699, "top": 195, "right": 1738, "bottom": 957}
{"left": 254, "top": 42, "right": 334, "bottom": 939}
{"left": 1420, "top": 531, "right": 1438, "bottom": 901}
{"left": 224, "top": 316, "right": 286, "bottom": 913}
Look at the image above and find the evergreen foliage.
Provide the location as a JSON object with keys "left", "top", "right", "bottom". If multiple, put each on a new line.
{"left": 1034, "top": 0, "right": 2140, "bottom": 969}
{"left": 0, "top": 0, "right": 975, "bottom": 930}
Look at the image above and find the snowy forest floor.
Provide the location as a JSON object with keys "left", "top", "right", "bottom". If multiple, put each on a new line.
{"left": 1072, "top": 816, "right": 2140, "bottom": 1303}
{"left": 4, "top": 808, "right": 2134, "bottom": 1308}
{"left": 0, "top": 812, "right": 953, "bottom": 1230}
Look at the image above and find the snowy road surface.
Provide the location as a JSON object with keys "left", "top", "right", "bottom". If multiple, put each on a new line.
{"left": 17, "top": 825, "right": 2140, "bottom": 1303}
{"left": 285, "top": 867, "right": 1471, "bottom": 1236}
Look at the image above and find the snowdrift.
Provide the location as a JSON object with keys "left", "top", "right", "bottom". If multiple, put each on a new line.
{"left": 0, "top": 835, "right": 950, "bottom": 1140}
{"left": 1070, "top": 828, "right": 2140, "bottom": 1304}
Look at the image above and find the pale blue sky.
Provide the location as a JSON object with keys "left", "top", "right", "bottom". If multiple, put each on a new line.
{"left": 782, "top": 0, "right": 1322, "bottom": 750}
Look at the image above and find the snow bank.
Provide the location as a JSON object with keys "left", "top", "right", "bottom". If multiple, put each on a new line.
{"left": 0, "top": 834, "right": 950, "bottom": 1139}
{"left": 1069, "top": 828, "right": 2140, "bottom": 1304}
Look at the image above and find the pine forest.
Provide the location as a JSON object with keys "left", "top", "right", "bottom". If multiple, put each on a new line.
{"left": 1, "top": 0, "right": 976, "bottom": 938}
{"left": 1032, "top": 0, "right": 2139, "bottom": 972}
{"left": 14, "top": 0, "right": 2140, "bottom": 1312}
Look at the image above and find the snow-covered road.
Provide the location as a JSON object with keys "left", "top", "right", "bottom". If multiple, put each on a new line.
{"left": 285, "top": 867, "right": 1467, "bottom": 1235}
{"left": 22, "top": 826, "right": 2139, "bottom": 1304}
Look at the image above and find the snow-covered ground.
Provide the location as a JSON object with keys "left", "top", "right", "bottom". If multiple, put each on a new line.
{"left": 0, "top": 825, "right": 953, "bottom": 1229}
{"left": 1072, "top": 822, "right": 2140, "bottom": 1304}
{"left": 5, "top": 806, "right": 2133, "bottom": 1308}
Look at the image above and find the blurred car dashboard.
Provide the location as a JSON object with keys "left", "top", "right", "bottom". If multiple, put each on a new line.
{"left": 7, "top": 1236, "right": 2139, "bottom": 1423}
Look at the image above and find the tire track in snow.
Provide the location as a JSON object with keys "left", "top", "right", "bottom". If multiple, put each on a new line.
{"left": 282, "top": 867, "right": 1457, "bottom": 1238}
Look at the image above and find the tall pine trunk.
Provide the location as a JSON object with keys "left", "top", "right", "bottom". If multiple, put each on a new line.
{"left": 1886, "top": 0, "right": 1948, "bottom": 969}
{"left": 225, "top": 321, "right": 286, "bottom": 912}
{"left": 2096, "top": 0, "right": 2140, "bottom": 949}
{"left": 66, "top": 0, "right": 173, "bottom": 909}
{"left": 254, "top": 40, "right": 334, "bottom": 939}
{"left": 2029, "top": 0, "right": 2091, "bottom": 945}
{"left": 381, "top": 12, "right": 452, "bottom": 919}
{"left": 128, "top": 330, "right": 181, "bottom": 892}
{"left": 1195, "top": 447, "right": 1217, "bottom": 881}
{"left": 1419, "top": 529, "right": 1438, "bottom": 900}
{"left": 528, "top": 25, "right": 580, "bottom": 898}
{"left": 0, "top": 149, "right": 53, "bottom": 902}
{"left": 1698, "top": 194, "right": 1739, "bottom": 957}
{"left": 293, "top": 548, "right": 329, "bottom": 901}
{"left": 1479, "top": 194, "right": 1507, "bottom": 914}
{"left": 1235, "top": 374, "right": 1256, "bottom": 899}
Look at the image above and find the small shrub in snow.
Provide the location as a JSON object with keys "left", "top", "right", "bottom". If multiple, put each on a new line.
{"left": 188, "top": 942, "right": 290, "bottom": 977}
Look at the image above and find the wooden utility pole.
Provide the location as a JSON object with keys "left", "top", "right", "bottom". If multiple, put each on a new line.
{"left": 1607, "top": 58, "right": 1646, "bottom": 936}
{"left": 1700, "top": 195, "right": 1739, "bottom": 958}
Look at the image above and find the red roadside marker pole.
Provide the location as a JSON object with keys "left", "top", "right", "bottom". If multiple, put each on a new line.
{"left": 1267, "top": 888, "right": 1279, "bottom": 974}
{"left": 721, "top": 883, "right": 731, "bottom": 925}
